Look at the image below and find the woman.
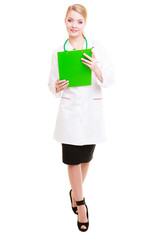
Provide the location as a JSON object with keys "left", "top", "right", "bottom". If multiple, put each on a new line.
{"left": 48, "top": 4, "right": 114, "bottom": 232}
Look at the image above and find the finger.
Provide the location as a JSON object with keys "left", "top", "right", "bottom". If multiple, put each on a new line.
{"left": 81, "top": 58, "right": 92, "bottom": 64}
{"left": 59, "top": 83, "right": 69, "bottom": 91}
{"left": 56, "top": 79, "right": 67, "bottom": 84}
{"left": 56, "top": 82, "right": 68, "bottom": 91}
{"left": 82, "top": 61, "right": 92, "bottom": 68}
{"left": 58, "top": 81, "right": 69, "bottom": 88}
{"left": 82, "top": 53, "right": 93, "bottom": 61}
{"left": 59, "top": 80, "right": 69, "bottom": 86}
{"left": 58, "top": 80, "right": 68, "bottom": 84}
{"left": 63, "top": 84, "right": 69, "bottom": 90}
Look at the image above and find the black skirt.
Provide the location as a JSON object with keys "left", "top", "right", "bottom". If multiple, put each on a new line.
{"left": 61, "top": 143, "right": 96, "bottom": 165}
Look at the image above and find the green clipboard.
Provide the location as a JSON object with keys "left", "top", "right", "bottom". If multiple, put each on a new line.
{"left": 57, "top": 48, "right": 92, "bottom": 87}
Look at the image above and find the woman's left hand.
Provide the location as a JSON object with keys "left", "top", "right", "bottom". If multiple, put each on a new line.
{"left": 81, "top": 48, "right": 100, "bottom": 75}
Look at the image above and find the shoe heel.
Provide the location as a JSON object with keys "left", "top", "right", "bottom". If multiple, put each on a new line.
{"left": 69, "top": 190, "right": 78, "bottom": 215}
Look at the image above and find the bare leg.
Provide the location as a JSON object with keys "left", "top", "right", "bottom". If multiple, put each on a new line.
{"left": 81, "top": 162, "right": 90, "bottom": 183}
{"left": 68, "top": 165, "right": 83, "bottom": 201}
{"left": 68, "top": 164, "right": 88, "bottom": 230}
{"left": 70, "top": 162, "right": 90, "bottom": 208}
{"left": 70, "top": 162, "right": 90, "bottom": 216}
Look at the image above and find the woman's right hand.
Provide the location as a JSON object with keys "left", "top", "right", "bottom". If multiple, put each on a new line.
{"left": 55, "top": 79, "right": 69, "bottom": 93}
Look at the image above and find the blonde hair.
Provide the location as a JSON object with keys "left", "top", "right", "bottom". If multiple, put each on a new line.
{"left": 65, "top": 4, "right": 87, "bottom": 22}
{"left": 65, "top": 4, "right": 87, "bottom": 37}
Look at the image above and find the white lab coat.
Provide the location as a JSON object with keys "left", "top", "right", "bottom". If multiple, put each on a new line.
{"left": 48, "top": 38, "right": 114, "bottom": 145}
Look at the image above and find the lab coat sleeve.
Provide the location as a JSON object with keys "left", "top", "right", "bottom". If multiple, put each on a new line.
{"left": 95, "top": 42, "right": 115, "bottom": 88}
{"left": 48, "top": 50, "right": 61, "bottom": 98}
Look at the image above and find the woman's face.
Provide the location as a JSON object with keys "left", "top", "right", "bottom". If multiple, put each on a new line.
{"left": 65, "top": 10, "right": 86, "bottom": 38}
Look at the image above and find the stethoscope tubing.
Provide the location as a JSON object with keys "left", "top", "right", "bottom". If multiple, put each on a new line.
{"left": 63, "top": 36, "right": 88, "bottom": 51}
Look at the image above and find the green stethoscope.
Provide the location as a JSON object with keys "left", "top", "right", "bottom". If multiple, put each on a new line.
{"left": 63, "top": 36, "right": 88, "bottom": 51}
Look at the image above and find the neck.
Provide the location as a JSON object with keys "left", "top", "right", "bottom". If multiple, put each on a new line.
{"left": 68, "top": 35, "right": 85, "bottom": 50}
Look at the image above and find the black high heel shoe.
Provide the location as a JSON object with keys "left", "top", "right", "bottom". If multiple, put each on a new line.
{"left": 76, "top": 198, "right": 89, "bottom": 232}
{"left": 69, "top": 189, "right": 78, "bottom": 215}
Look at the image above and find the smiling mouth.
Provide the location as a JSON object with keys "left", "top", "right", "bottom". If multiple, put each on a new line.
{"left": 70, "top": 29, "right": 78, "bottom": 32}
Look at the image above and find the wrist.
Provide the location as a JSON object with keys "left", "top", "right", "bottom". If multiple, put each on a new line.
{"left": 94, "top": 67, "right": 103, "bottom": 83}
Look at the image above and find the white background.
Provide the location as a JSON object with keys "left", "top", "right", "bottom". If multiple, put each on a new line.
{"left": 0, "top": 0, "right": 160, "bottom": 239}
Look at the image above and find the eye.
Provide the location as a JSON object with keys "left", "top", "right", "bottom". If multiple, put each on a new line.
{"left": 68, "top": 19, "right": 72, "bottom": 22}
{"left": 78, "top": 21, "right": 83, "bottom": 24}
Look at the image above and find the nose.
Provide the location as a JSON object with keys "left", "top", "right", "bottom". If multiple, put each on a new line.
{"left": 72, "top": 21, "right": 77, "bottom": 28}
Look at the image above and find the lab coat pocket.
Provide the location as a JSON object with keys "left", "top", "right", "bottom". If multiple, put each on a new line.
{"left": 61, "top": 96, "right": 71, "bottom": 101}
{"left": 60, "top": 96, "right": 73, "bottom": 118}
{"left": 93, "top": 98, "right": 103, "bottom": 119}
